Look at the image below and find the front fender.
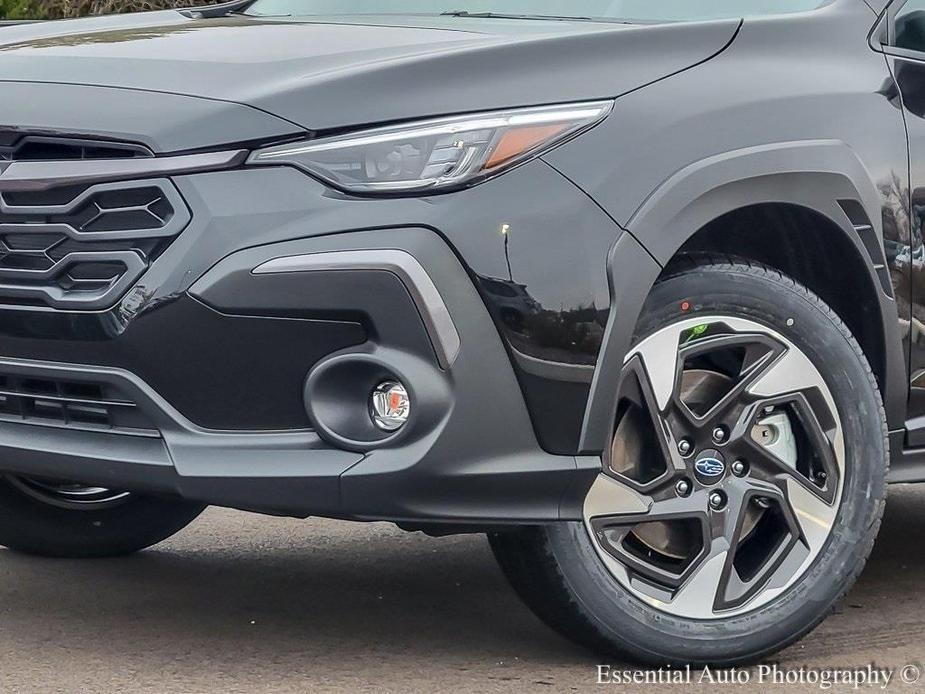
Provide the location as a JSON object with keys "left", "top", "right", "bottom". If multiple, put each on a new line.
{"left": 626, "top": 140, "right": 881, "bottom": 263}
{"left": 579, "top": 142, "right": 905, "bottom": 452}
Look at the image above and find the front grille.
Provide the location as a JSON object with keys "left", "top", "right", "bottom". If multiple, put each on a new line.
{"left": 0, "top": 372, "right": 158, "bottom": 436}
{"left": 0, "top": 132, "right": 190, "bottom": 310}
{"left": 0, "top": 132, "right": 153, "bottom": 162}
{"left": 0, "top": 178, "right": 191, "bottom": 310}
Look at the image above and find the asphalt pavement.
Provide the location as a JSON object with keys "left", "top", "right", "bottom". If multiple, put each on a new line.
{"left": 0, "top": 486, "right": 923, "bottom": 693}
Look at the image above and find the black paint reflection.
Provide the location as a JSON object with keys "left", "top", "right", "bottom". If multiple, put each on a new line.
{"left": 477, "top": 272, "right": 606, "bottom": 367}
{"left": 892, "top": 59, "right": 925, "bottom": 412}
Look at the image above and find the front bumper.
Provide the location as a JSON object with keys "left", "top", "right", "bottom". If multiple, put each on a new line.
{"left": 0, "top": 225, "right": 599, "bottom": 523}
{"left": 0, "top": 161, "right": 621, "bottom": 524}
{"left": 0, "top": 147, "right": 636, "bottom": 525}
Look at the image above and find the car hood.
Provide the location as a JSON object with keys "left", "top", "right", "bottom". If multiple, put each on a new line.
{"left": 0, "top": 11, "right": 741, "bottom": 132}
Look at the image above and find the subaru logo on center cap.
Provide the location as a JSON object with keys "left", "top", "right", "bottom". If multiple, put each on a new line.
{"left": 694, "top": 450, "right": 726, "bottom": 479}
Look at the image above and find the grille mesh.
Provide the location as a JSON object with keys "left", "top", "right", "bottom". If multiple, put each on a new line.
{"left": 0, "top": 133, "right": 187, "bottom": 310}
{"left": 0, "top": 178, "right": 191, "bottom": 309}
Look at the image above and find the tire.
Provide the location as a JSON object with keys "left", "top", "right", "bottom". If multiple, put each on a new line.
{"left": 490, "top": 258, "right": 888, "bottom": 666}
{"left": 0, "top": 476, "right": 205, "bottom": 558}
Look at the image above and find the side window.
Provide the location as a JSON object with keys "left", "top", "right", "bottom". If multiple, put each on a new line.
{"left": 895, "top": 1, "right": 925, "bottom": 53}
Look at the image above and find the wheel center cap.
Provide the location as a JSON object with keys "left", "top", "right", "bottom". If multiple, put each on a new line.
{"left": 694, "top": 449, "right": 726, "bottom": 482}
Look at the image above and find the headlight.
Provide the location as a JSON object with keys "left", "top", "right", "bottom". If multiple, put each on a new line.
{"left": 247, "top": 100, "right": 613, "bottom": 194}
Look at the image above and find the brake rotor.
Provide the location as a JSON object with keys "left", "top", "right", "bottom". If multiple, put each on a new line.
{"left": 679, "top": 368, "right": 735, "bottom": 417}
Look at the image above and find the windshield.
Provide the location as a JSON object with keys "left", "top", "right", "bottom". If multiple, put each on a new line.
{"left": 245, "top": 1, "right": 827, "bottom": 23}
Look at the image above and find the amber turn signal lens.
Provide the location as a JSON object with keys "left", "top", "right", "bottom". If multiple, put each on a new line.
{"left": 484, "top": 124, "right": 570, "bottom": 170}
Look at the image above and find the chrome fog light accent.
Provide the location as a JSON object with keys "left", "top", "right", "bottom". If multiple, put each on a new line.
{"left": 370, "top": 381, "right": 411, "bottom": 431}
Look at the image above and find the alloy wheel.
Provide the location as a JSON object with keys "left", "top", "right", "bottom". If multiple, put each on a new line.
{"left": 584, "top": 316, "right": 844, "bottom": 619}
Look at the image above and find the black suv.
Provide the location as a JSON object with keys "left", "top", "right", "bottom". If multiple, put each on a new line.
{"left": 0, "top": 0, "right": 922, "bottom": 665}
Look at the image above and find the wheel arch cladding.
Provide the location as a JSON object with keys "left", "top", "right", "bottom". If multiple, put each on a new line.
{"left": 580, "top": 140, "right": 904, "bottom": 453}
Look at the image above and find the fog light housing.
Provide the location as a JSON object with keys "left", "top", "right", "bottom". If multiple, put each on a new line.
{"left": 370, "top": 381, "right": 411, "bottom": 431}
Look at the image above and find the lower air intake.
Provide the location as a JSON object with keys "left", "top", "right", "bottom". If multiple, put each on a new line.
{"left": 0, "top": 372, "right": 158, "bottom": 436}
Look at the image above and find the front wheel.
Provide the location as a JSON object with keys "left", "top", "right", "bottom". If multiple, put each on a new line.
{"left": 0, "top": 475, "right": 205, "bottom": 558}
{"left": 491, "top": 259, "right": 887, "bottom": 665}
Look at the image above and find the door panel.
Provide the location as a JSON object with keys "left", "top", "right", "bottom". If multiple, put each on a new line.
{"left": 885, "top": 0, "right": 925, "bottom": 434}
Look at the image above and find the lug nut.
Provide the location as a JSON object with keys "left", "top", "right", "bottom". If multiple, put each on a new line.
{"left": 677, "top": 439, "right": 693, "bottom": 456}
{"left": 731, "top": 460, "right": 747, "bottom": 477}
{"left": 709, "top": 491, "right": 727, "bottom": 510}
{"left": 712, "top": 427, "right": 727, "bottom": 443}
{"left": 676, "top": 479, "right": 692, "bottom": 497}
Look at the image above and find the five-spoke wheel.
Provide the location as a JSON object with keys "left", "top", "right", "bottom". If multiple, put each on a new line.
{"left": 585, "top": 316, "right": 843, "bottom": 618}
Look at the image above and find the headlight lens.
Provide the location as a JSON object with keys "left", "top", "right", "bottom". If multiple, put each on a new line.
{"left": 247, "top": 100, "right": 613, "bottom": 194}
